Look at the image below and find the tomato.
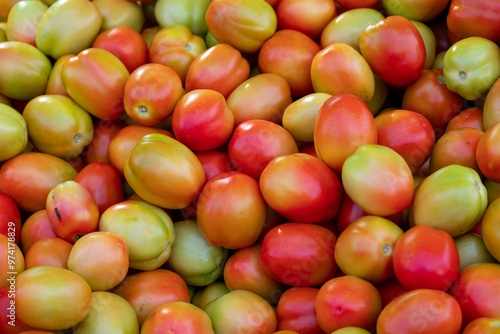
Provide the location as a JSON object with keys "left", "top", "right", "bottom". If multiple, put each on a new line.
{"left": 185, "top": 43, "right": 250, "bottom": 99}
{"left": 476, "top": 121, "right": 500, "bottom": 183}
{"left": 16, "top": 266, "right": 92, "bottom": 330}
{"left": 149, "top": 24, "right": 207, "bottom": 84}
{"left": 314, "top": 94, "right": 377, "bottom": 172}
{"left": 204, "top": 290, "right": 277, "bottom": 333}
{"left": 24, "top": 237, "right": 70, "bottom": 271}
{"left": 205, "top": 0, "right": 277, "bottom": 54}
{"left": 93, "top": 0, "right": 144, "bottom": 32}
{"left": 443, "top": 37, "right": 500, "bottom": 101}
{"left": 381, "top": 0, "right": 450, "bottom": 22}
{"left": 92, "top": 26, "right": 148, "bottom": 74}
{"left": 82, "top": 119, "right": 125, "bottom": 165}
{"left": 0, "top": 104, "right": 27, "bottom": 163}
{"left": 412, "top": 164, "right": 487, "bottom": 237}
{"left": 480, "top": 197, "right": 500, "bottom": 262}
{"left": 142, "top": 302, "right": 214, "bottom": 334}
{"left": 335, "top": 0, "right": 377, "bottom": 9}
{"left": 276, "top": 287, "right": 323, "bottom": 334}
{"left": 0, "top": 41, "right": 52, "bottom": 101}
{"left": 483, "top": 78, "right": 500, "bottom": 130}
{"left": 258, "top": 29, "right": 320, "bottom": 98}
{"left": 5, "top": 0, "right": 48, "bottom": 46}
{"left": 449, "top": 263, "right": 500, "bottom": 326}
{"left": 0, "top": 234, "right": 25, "bottom": 290}
{"left": 342, "top": 144, "right": 414, "bottom": 216}
{"left": 375, "top": 277, "right": 407, "bottom": 308}
{"left": 224, "top": 243, "right": 286, "bottom": 304}
{"left": 375, "top": 109, "right": 435, "bottom": 174}
{"left": 311, "top": 43, "right": 375, "bottom": 103}
{"left": 99, "top": 200, "right": 175, "bottom": 271}
{"left": 359, "top": 15, "right": 426, "bottom": 87}
{"left": 194, "top": 151, "right": 233, "bottom": 183}
{"left": 275, "top": 0, "right": 336, "bottom": 40}
{"left": 393, "top": 225, "right": 460, "bottom": 291}
{"left": 166, "top": 219, "right": 228, "bottom": 286}
{"left": 447, "top": 0, "right": 500, "bottom": 43}
{"left": 45, "top": 54, "right": 72, "bottom": 97}
{"left": 0, "top": 193, "right": 20, "bottom": 244}
{"left": 192, "top": 282, "right": 230, "bottom": 310}
{"left": 154, "top": 0, "right": 211, "bottom": 36}
{"left": 113, "top": 269, "right": 190, "bottom": 326}
{"left": 446, "top": 107, "right": 484, "bottom": 132}
{"left": 411, "top": 20, "right": 436, "bottom": 70}
{"left": 0, "top": 287, "right": 33, "bottom": 334}
{"left": 197, "top": 171, "right": 267, "bottom": 249}
{"left": 172, "top": 89, "right": 234, "bottom": 151}
{"left": 124, "top": 63, "right": 183, "bottom": 127}
{"left": 462, "top": 317, "right": 500, "bottom": 334}
{"left": 335, "top": 216, "right": 404, "bottom": 284}
{"left": 0, "top": 0, "right": 21, "bottom": 19}
{"left": 0, "top": 152, "right": 77, "bottom": 213}
{"left": 228, "top": 120, "right": 298, "bottom": 180}
{"left": 46, "top": 180, "right": 99, "bottom": 243}
{"left": 20, "top": 210, "right": 57, "bottom": 253}
{"left": 455, "top": 233, "right": 496, "bottom": 271}
{"left": 72, "top": 291, "right": 139, "bottom": 334}
{"left": 36, "top": 0, "right": 101, "bottom": 59}
{"left": 376, "top": 289, "right": 462, "bottom": 334}
{"left": 316, "top": 275, "right": 381, "bottom": 332}
{"left": 260, "top": 222, "right": 337, "bottom": 286}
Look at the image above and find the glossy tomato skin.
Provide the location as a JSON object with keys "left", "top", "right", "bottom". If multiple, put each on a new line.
{"left": 0, "top": 193, "right": 20, "bottom": 244}
{"left": 276, "top": 287, "right": 323, "bottom": 334}
{"left": 393, "top": 225, "right": 460, "bottom": 291}
{"left": 481, "top": 197, "right": 500, "bottom": 261}
{"left": 24, "top": 237, "right": 72, "bottom": 269}
{"left": 259, "top": 153, "right": 343, "bottom": 224}
{"left": 194, "top": 151, "right": 233, "bottom": 183}
{"left": 92, "top": 26, "right": 148, "bottom": 73}
{"left": 260, "top": 222, "right": 337, "bottom": 287}
{"left": 382, "top": 0, "right": 450, "bottom": 22}
{"left": 83, "top": 119, "right": 126, "bottom": 165}
{"left": 448, "top": 263, "right": 500, "bottom": 326}
{"left": 359, "top": 15, "right": 426, "bottom": 87}
{"left": 447, "top": 0, "right": 500, "bottom": 43}
{"left": 376, "top": 289, "right": 462, "bottom": 334}
{"left": 462, "top": 317, "right": 500, "bottom": 334}
{"left": 20, "top": 210, "right": 57, "bottom": 253}
{"left": 446, "top": 107, "right": 484, "bottom": 132}
{"left": 476, "top": 122, "right": 500, "bottom": 183}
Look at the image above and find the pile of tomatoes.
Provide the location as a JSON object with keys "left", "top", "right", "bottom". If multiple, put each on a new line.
{"left": 1, "top": 0, "right": 500, "bottom": 333}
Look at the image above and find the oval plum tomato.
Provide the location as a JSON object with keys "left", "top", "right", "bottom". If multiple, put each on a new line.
{"left": 454, "top": 233, "right": 496, "bottom": 271}
{"left": 0, "top": 286, "right": 34, "bottom": 334}
{"left": 376, "top": 289, "right": 462, "bottom": 334}
{"left": 20, "top": 210, "right": 57, "bottom": 253}
{"left": 275, "top": 0, "right": 336, "bottom": 40}
{"left": 481, "top": 197, "right": 500, "bottom": 261}
{"left": 276, "top": 287, "right": 323, "bottom": 334}
{"left": 314, "top": 94, "right": 377, "bottom": 172}
{"left": 476, "top": 122, "right": 500, "bottom": 183}
{"left": 315, "top": 275, "right": 382, "bottom": 332}
{"left": 226, "top": 73, "right": 292, "bottom": 126}
{"left": 375, "top": 109, "right": 435, "bottom": 173}
{"left": 0, "top": 152, "right": 77, "bottom": 213}
{"left": 342, "top": 144, "right": 414, "bottom": 217}
{"left": 449, "top": 263, "right": 500, "bottom": 326}
{"left": 185, "top": 43, "right": 250, "bottom": 99}
{"left": 447, "top": 0, "right": 500, "bottom": 43}
{"left": 92, "top": 26, "right": 148, "bottom": 74}
{"left": 5, "top": 0, "right": 48, "bottom": 46}
{"left": 410, "top": 20, "right": 436, "bottom": 70}
{"left": 24, "top": 237, "right": 72, "bottom": 270}
{"left": 0, "top": 193, "right": 20, "bottom": 244}
{"left": 194, "top": 151, "right": 233, "bottom": 183}
{"left": 45, "top": 54, "right": 73, "bottom": 97}
{"left": 62, "top": 48, "right": 129, "bottom": 121}
{"left": 382, "top": 0, "right": 450, "bottom": 22}
{"left": 46, "top": 180, "right": 99, "bottom": 244}
{"left": 149, "top": 24, "right": 207, "bottom": 83}
{"left": 191, "top": 282, "right": 230, "bottom": 310}
{"left": 141, "top": 302, "right": 214, "bottom": 334}
{"left": 205, "top": 0, "right": 277, "bottom": 54}
{"left": 83, "top": 119, "right": 126, "bottom": 165}
{"left": 446, "top": 107, "right": 484, "bottom": 132}
{"left": 259, "top": 153, "right": 343, "bottom": 224}
{"left": 311, "top": 43, "right": 375, "bottom": 103}
{"left": 334, "top": 216, "right": 404, "bottom": 284}
{"left": 0, "top": 234, "right": 24, "bottom": 290}
{"left": 0, "top": 103, "right": 27, "bottom": 162}
{"left": 393, "top": 225, "right": 460, "bottom": 291}
{"left": 483, "top": 78, "right": 500, "bottom": 131}
{"left": 197, "top": 171, "right": 267, "bottom": 249}
{"left": 228, "top": 119, "right": 298, "bottom": 180}
{"left": 359, "top": 15, "right": 426, "bottom": 87}
{"left": 258, "top": 29, "right": 320, "bottom": 98}
{"left": 412, "top": 164, "right": 487, "bottom": 237}
{"left": 172, "top": 89, "right": 234, "bottom": 152}
{"left": 462, "top": 317, "right": 500, "bottom": 334}
{"left": 124, "top": 63, "right": 183, "bottom": 127}
{"left": 113, "top": 269, "right": 191, "bottom": 326}
{"left": 429, "top": 127, "right": 483, "bottom": 175}
{"left": 260, "top": 222, "right": 337, "bottom": 286}
{"left": 443, "top": 37, "right": 500, "bottom": 101}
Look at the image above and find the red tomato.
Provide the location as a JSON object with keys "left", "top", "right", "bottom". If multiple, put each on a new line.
{"left": 447, "top": 0, "right": 500, "bottom": 43}
{"left": 172, "top": 89, "right": 234, "bottom": 152}
{"left": 0, "top": 193, "right": 20, "bottom": 244}
{"left": 0, "top": 287, "right": 33, "bottom": 334}
{"left": 260, "top": 222, "right": 337, "bottom": 287}
{"left": 258, "top": 29, "right": 320, "bottom": 97}
{"left": 20, "top": 210, "right": 57, "bottom": 253}
{"left": 449, "top": 263, "right": 500, "bottom": 326}
{"left": 228, "top": 120, "right": 298, "bottom": 180}
{"left": 74, "top": 162, "right": 124, "bottom": 215}
{"left": 275, "top": 0, "right": 336, "bottom": 40}
{"left": 259, "top": 153, "right": 343, "bottom": 224}
{"left": 335, "top": 0, "right": 377, "bottom": 9}
{"left": 276, "top": 287, "right": 324, "bottom": 334}
{"left": 393, "top": 225, "right": 460, "bottom": 291}
{"left": 376, "top": 289, "right": 462, "bottom": 334}
{"left": 476, "top": 122, "right": 500, "bottom": 183}
{"left": 446, "top": 107, "right": 484, "bottom": 132}
{"left": 315, "top": 275, "right": 382, "bottom": 332}
{"left": 375, "top": 109, "right": 435, "bottom": 174}
{"left": 375, "top": 278, "right": 407, "bottom": 308}
{"left": 82, "top": 119, "right": 126, "bottom": 165}
{"left": 92, "top": 26, "right": 148, "bottom": 74}
{"left": 185, "top": 43, "right": 250, "bottom": 98}
{"left": 194, "top": 151, "right": 234, "bottom": 183}
{"left": 359, "top": 15, "right": 426, "bottom": 87}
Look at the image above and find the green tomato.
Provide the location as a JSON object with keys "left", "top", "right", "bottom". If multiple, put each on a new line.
{"left": 155, "top": 0, "right": 211, "bottom": 36}
{"left": 443, "top": 36, "right": 500, "bottom": 101}
{"left": 0, "top": 104, "right": 27, "bottom": 162}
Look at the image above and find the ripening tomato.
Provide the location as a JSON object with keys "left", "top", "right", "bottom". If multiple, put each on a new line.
{"left": 447, "top": 0, "right": 500, "bottom": 43}
{"left": 446, "top": 107, "right": 484, "bottom": 132}
{"left": 45, "top": 54, "right": 72, "bottom": 97}
{"left": 483, "top": 78, "right": 500, "bottom": 130}
{"left": 192, "top": 282, "right": 230, "bottom": 310}
{"left": 359, "top": 15, "right": 426, "bottom": 87}
{"left": 276, "top": 287, "right": 323, "bottom": 334}
{"left": 0, "top": 286, "right": 33, "bottom": 334}
{"left": 462, "top": 317, "right": 500, "bottom": 334}
{"left": 5, "top": 0, "right": 48, "bottom": 46}
{"left": 481, "top": 197, "right": 500, "bottom": 262}
{"left": 476, "top": 122, "right": 500, "bottom": 183}
{"left": 83, "top": 119, "right": 126, "bottom": 165}
{"left": 455, "top": 233, "right": 496, "bottom": 271}
{"left": 20, "top": 210, "right": 57, "bottom": 253}
{"left": 382, "top": 0, "right": 450, "bottom": 22}
{"left": 335, "top": 0, "right": 377, "bottom": 9}
{"left": 0, "top": 193, "right": 20, "bottom": 244}
{"left": 154, "top": 0, "right": 211, "bottom": 36}
{"left": 0, "top": 234, "right": 24, "bottom": 290}
{"left": 93, "top": 0, "right": 144, "bottom": 32}
{"left": 194, "top": 151, "right": 234, "bottom": 183}
{"left": 24, "top": 237, "right": 72, "bottom": 270}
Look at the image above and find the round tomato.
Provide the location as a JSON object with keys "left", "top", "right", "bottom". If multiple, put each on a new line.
{"left": 20, "top": 210, "right": 57, "bottom": 253}
{"left": 194, "top": 151, "right": 234, "bottom": 183}
{"left": 276, "top": 287, "right": 323, "bottom": 334}
{"left": 447, "top": 0, "right": 500, "bottom": 43}
{"left": 446, "top": 107, "right": 484, "bottom": 132}
{"left": 24, "top": 237, "right": 72, "bottom": 270}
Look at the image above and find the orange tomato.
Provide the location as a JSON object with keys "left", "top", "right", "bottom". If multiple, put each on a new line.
{"left": 24, "top": 237, "right": 72, "bottom": 269}
{"left": 20, "top": 210, "right": 57, "bottom": 253}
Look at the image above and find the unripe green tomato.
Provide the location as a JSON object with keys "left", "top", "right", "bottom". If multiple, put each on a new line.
{"left": 155, "top": 0, "right": 211, "bottom": 36}
{"left": 0, "top": 103, "right": 27, "bottom": 162}
{"left": 93, "top": 0, "right": 144, "bottom": 33}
